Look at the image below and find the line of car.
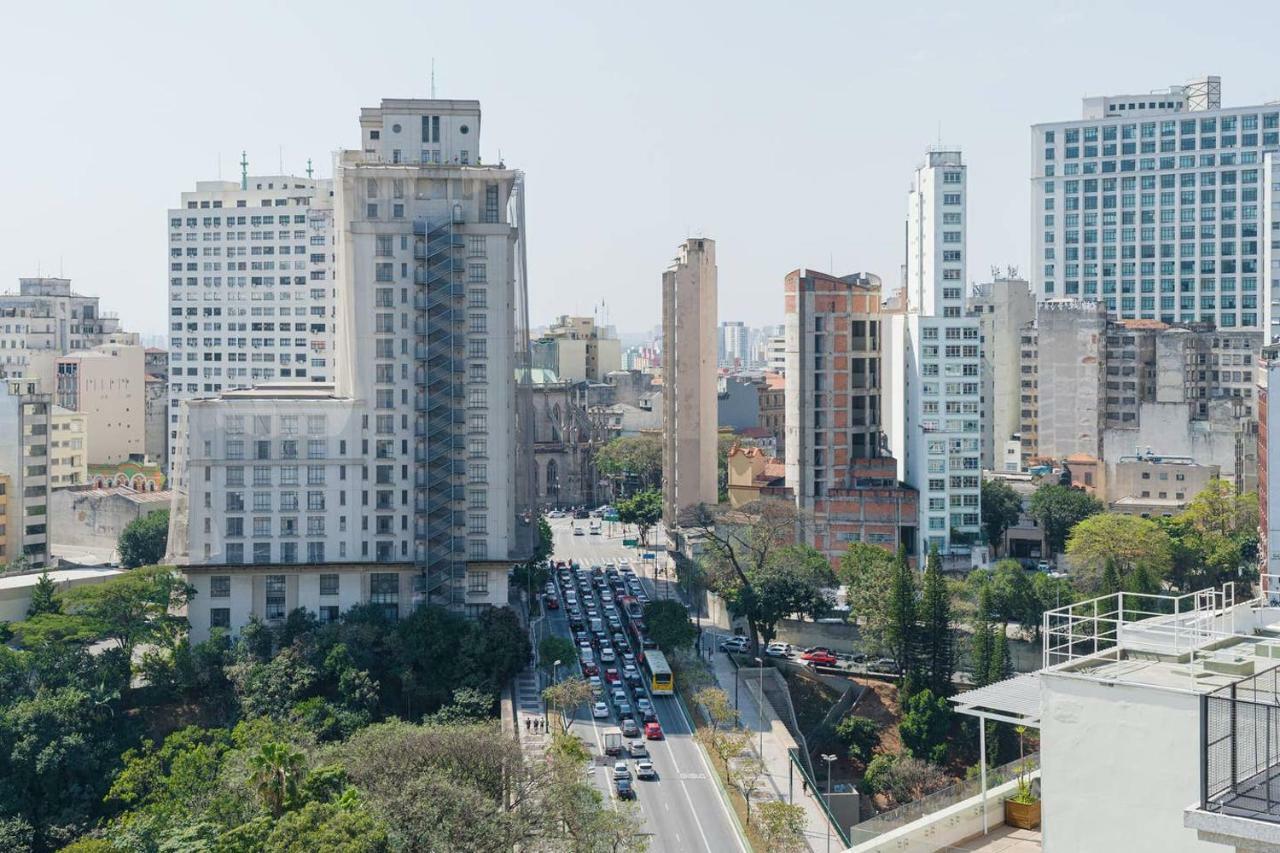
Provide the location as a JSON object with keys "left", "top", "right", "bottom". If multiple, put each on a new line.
{"left": 551, "top": 558, "right": 664, "bottom": 800}
{"left": 717, "top": 635, "right": 901, "bottom": 674}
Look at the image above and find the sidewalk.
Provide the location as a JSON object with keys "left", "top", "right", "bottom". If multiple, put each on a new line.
{"left": 710, "top": 652, "right": 838, "bottom": 852}
{"left": 513, "top": 666, "right": 552, "bottom": 754}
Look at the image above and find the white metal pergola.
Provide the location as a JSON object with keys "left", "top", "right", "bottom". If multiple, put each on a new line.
{"left": 950, "top": 673, "right": 1042, "bottom": 835}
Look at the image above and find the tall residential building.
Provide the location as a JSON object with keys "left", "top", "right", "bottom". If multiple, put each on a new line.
{"left": 718, "top": 320, "right": 748, "bottom": 368}
{"left": 1032, "top": 75, "right": 1270, "bottom": 332}
{"left": 0, "top": 378, "right": 51, "bottom": 568}
{"left": 765, "top": 333, "right": 786, "bottom": 373}
{"left": 884, "top": 150, "right": 982, "bottom": 554}
{"left": 49, "top": 407, "right": 88, "bottom": 488}
{"left": 967, "top": 276, "right": 1035, "bottom": 470}
{"left": 166, "top": 174, "right": 336, "bottom": 478}
{"left": 1023, "top": 298, "right": 1107, "bottom": 462}
{"left": 172, "top": 98, "right": 533, "bottom": 641}
{"left": 0, "top": 277, "right": 128, "bottom": 374}
{"left": 661, "top": 238, "right": 718, "bottom": 526}
{"left": 784, "top": 270, "right": 917, "bottom": 563}
{"left": 531, "top": 314, "right": 621, "bottom": 382}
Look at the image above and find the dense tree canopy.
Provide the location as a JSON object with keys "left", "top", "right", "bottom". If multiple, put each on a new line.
{"left": 595, "top": 435, "right": 662, "bottom": 495}
{"left": 1028, "top": 485, "right": 1103, "bottom": 555}
{"left": 616, "top": 490, "right": 663, "bottom": 547}
{"left": 118, "top": 510, "right": 171, "bottom": 569}
{"left": 1066, "top": 512, "right": 1172, "bottom": 594}
{"left": 981, "top": 479, "right": 1024, "bottom": 553}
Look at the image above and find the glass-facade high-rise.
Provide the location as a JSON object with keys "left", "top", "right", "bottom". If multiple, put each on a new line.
{"left": 1032, "top": 77, "right": 1277, "bottom": 332}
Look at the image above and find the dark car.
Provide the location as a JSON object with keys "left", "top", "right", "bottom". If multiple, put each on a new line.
{"left": 574, "top": 509, "right": 590, "bottom": 519}
{"left": 545, "top": 596, "right": 559, "bottom": 610}
{"left": 615, "top": 777, "right": 635, "bottom": 800}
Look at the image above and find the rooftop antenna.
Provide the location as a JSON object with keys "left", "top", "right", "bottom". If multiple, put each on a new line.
{"left": 240, "top": 151, "right": 248, "bottom": 191}
{"left": 278, "top": 145, "right": 283, "bottom": 174}
{"left": 217, "top": 152, "right": 221, "bottom": 180}
{"left": 306, "top": 158, "right": 313, "bottom": 179}
{"left": 431, "top": 59, "right": 436, "bottom": 98}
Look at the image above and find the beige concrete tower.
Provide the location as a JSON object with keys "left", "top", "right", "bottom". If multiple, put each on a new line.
{"left": 662, "top": 238, "right": 718, "bottom": 526}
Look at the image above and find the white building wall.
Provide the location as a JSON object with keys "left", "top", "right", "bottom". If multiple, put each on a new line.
{"left": 1040, "top": 672, "right": 1219, "bottom": 853}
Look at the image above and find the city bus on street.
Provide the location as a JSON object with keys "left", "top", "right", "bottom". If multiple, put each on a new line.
{"left": 643, "top": 650, "right": 673, "bottom": 695}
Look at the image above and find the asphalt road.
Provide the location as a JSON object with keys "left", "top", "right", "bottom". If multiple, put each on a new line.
{"left": 545, "top": 518, "right": 748, "bottom": 853}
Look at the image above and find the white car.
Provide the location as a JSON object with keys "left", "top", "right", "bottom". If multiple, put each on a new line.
{"left": 635, "top": 697, "right": 652, "bottom": 715}
{"left": 593, "top": 702, "right": 610, "bottom": 719}
{"left": 600, "top": 590, "right": 614, "bottom": 604}
{"left": 636, "top": 759, "right": 656, "bottom": 779}
{"left": 765, "top": 642, "right": 790, "bottom": 658}
{"left": 612, "top": 760, "right": 630, "bottom": 780}
{"left": 611, "top": 688, "right": 628, "bottom": 705}
{"left": 600, "top": 647, "right": 616, "bottom": 664}
{"left": 573, "top": 527, "right": 585, "bottom": 536}
{"left": 589, "top": 676, "right": 603, "bottom": 695}
{"left": 623, "top": 665, "right": 641, "bottom": 683}
{"left": 720, "top": 636, "right": 749, "bottom": 653}
{"left": 548, "top": 510, "right": 567, "bottom": 519}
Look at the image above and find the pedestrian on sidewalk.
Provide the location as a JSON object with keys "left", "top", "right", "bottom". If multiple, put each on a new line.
{"left": 802, "top": 779, "right": 809, "bottom": 796}
{"left": 525, "top": 718, "right": 531, "bottom": 732}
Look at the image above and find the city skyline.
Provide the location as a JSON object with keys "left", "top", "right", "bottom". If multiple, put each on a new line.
{"left": 8, "top": 2, "right": 1280, "bottom": 337}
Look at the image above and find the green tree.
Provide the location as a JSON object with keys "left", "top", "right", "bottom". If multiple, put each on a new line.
{"left": 26, "top": 570, "right": 61, "bottom": 617}
{"left": 718, "top": 544, "right": 834, "bottom": 645}
{"left": 899, "top": 688, "right": 952, "bottom": 764}
{"left": 118, "top": 509, "right": 171, "bottom": 569}
{"left": 885, "top": 545, "right": 917, "bottom": 686}
{"left": 264, "top": 798, "right": 390, "bottom": 852}
{"left": 755, "top": 800, "right": 808, "bottom": 853}
{"left": 62, "top": 564, "right": 195, "bottom": 661}
{"left": 970, "top": 585, "right": 995, "bottom": 688}
{"left": 595, "top": 435, "right": 663, "bottom": 495}
{"left": 988, "top": 625, "right": 1012, "bottom": 684}
{"left": 1160, "top": 480, "right": 1259, "bottom": 592}
{"left": 834, "top": 715, "right": 880, "bottom": 764}
{"left": 1066, "top": 512, "right": 1173, "bottom": 593}
{"left": 692, "top": 687, "right": 736, "bottom": 735}
{"left": 1028, "top": 484, "right": 1103, "bottom": 555}
{"left": 539, "top": 635, "right": 578, "bottom": 675}
{"left": 919, "top": 544, "right": 954, "bottom": 697}
{"left": 728, "top": 756, "right": 767, "bottom": 824}
{"left": 543, "top": 677, "right": 595, "bottom": 733}
{"left": 981, "top": 478, "right": 1024, "bottom": 554}
{"left": 616, "top": 490, "right": 663, "bottom": 548}
{"left": 429, "top": 687, "right": 497, "bottom": 725}
{"left": 679, "top": 500, "right": 802, "bottom": 657}
{"left": 644, "top": 599, "right": 697, "bottom": 652}
{"left": 838, "top": 542, "right": 896, "bottom": 654}
{"left": 247, "top": 741, "right": 308, "bottom": 817}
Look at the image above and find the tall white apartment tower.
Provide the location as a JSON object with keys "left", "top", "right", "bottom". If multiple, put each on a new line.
{"left": 719, "top": 320, "right": 748, "bottom": 368}
{"left": 662, "top": 238, "right": 718, "bottom": 526}
{"left": 166, "top": 176, "right": 335, "bottom": 481}
{"left": 1032, "top": 76, "right": 1270, "bottom": 332}
{"left": 884, "top": 150, "right": 983, "bottom": 556}
{"left": 172, "top": 98, "right": 534, "bottom": 641}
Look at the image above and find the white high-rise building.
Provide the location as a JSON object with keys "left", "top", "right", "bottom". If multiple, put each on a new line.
{"left": 166, "top": 174, "right": 335, "bottom": 480}
{"left": 171, "top": 99, "right": 534, "bottom": 641}
{"left": 718, "top": 320, "right": 748, "bottom": 368}
{"left": 884, "top": 149, "right": 983, "bottom": 555}
{"left": 1032, "top": 75, "right": 1271, "bottom": 333}
{"left": 0, "top": 277, "right": 130, "bottom": 373}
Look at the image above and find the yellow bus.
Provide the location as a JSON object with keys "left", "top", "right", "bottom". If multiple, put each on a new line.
{"left": 644, "top": 650, "right": 674, "bottom": 695}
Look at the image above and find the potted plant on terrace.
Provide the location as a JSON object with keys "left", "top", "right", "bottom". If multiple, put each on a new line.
{"left": 1004, "top": 725, "right": 1041, "bottom": 829}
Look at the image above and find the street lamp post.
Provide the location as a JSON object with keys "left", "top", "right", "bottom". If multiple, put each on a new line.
{"left": 821, "top": 753, "right": 837, "bottom": 853}
{"left": 755, "top": 657, "right": 765, "bottom": 758}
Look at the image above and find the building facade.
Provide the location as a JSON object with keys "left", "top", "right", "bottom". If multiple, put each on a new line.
{"left": 49, "top": 407, "right": 88, "bottom": 489}
{"left": 884, "top": 150, "right": 983, "bottom": 554}
{"left": 174, "top": 98, "right": 533, "bottom": 640}
{"left": 661, "top": 238, "right": 718, "bottom": 525}
{"left": 784, "top": 269, "right": 918, "bottom": 563}
{"left": 968, "top": 276, "right": 1035, "bottom": 470}
{"left": 1033, "top": 76, "right": 1269, "bottom": 332}
{"left": 52, "top": 344, "right": 146, "bottom": 465}
{"left": 166, "top": 174, "right": 336, "bottom": 477}
{"left": 0, "top": 378, "right": 51, "bottom": 568}
{"left": 0, "top": 277, "right": 128, "bottom": 376}
{"left": 530, "top": 315, "right": 621, "bottom": 383}
{"left": 718, "top": 320, "right": 748, "bottom": 369}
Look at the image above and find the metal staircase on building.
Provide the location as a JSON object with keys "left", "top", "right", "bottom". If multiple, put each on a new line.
{"left": 412, "top": 218, "right": 467, "bottom": 608}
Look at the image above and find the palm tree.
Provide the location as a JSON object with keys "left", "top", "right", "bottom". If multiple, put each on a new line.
{"left": 248, "top": 741, "right": 307, "bottom": 816}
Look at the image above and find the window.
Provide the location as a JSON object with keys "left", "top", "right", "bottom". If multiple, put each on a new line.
{"left": 225, "top": 543, "right": 244, "bottom": 564}
{"left": 210, "top": 608, "right": 231, "bottom": 629}
{"left": 265, "top": 575, "right": 286, "bottom": 619}
{"left": 210, "top": 575, "right": 231, "bottom": 598}
{"left": 253, "top": 542, "right": 271, "bottom": 564}
{"left": 307, "top": 541, "right": 325, "bottom": 563}
{"left": 320, "top": 574, "right": 339, "bottom": 596}
{"left": 370, "top": 572, "right": 399, "bottom": 619}
{"left": 468, "top": 572, "right": 489, "bottom": 594}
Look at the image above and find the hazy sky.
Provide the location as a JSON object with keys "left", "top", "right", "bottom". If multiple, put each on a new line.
{"left": 5, "top": 1, "right": 1280, "bottom": 339}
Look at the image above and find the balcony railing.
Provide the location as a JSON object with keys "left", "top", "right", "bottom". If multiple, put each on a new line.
{"left": 1201, "top": 665, "right": 1280, "bottom": 824}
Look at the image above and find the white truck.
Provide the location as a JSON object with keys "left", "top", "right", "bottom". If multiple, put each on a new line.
{"left": 604, "top": 729, "right": 624, "bottom": 756}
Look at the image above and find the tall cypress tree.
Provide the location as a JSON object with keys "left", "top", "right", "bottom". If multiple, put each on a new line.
{"left": 920, "top": 543, "right": 954, "bottom": 696}
{"left": 971, "top": 584, "right": 995, "bottom": 688}
{"left": 27, "top": 569, "right": 61, "bottom": 617}
{"left": 885, "top": 544, "right": 918, "bottom": 690}
{"left": 988, "top": 623, "right": 1012, "bottom": 685}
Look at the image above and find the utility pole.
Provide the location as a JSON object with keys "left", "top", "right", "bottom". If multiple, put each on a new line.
{"left": 822, "top": 753, "right": 837, "bottom": 853}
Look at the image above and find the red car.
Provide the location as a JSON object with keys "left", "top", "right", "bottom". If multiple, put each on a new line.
{"left": 801, "top": 650, "right": 838, "bottom": 667}
{"left": 604, "top": 668, "right": 621, "bottom": 683}
{"left": 582, "top": 662, "right": 599, "bottom": 676}
{"left": 644, "top": 721, "right": 664, "bottom": 740}
{"left": 545, "top": 596, "right": 559, "bottom": 610}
